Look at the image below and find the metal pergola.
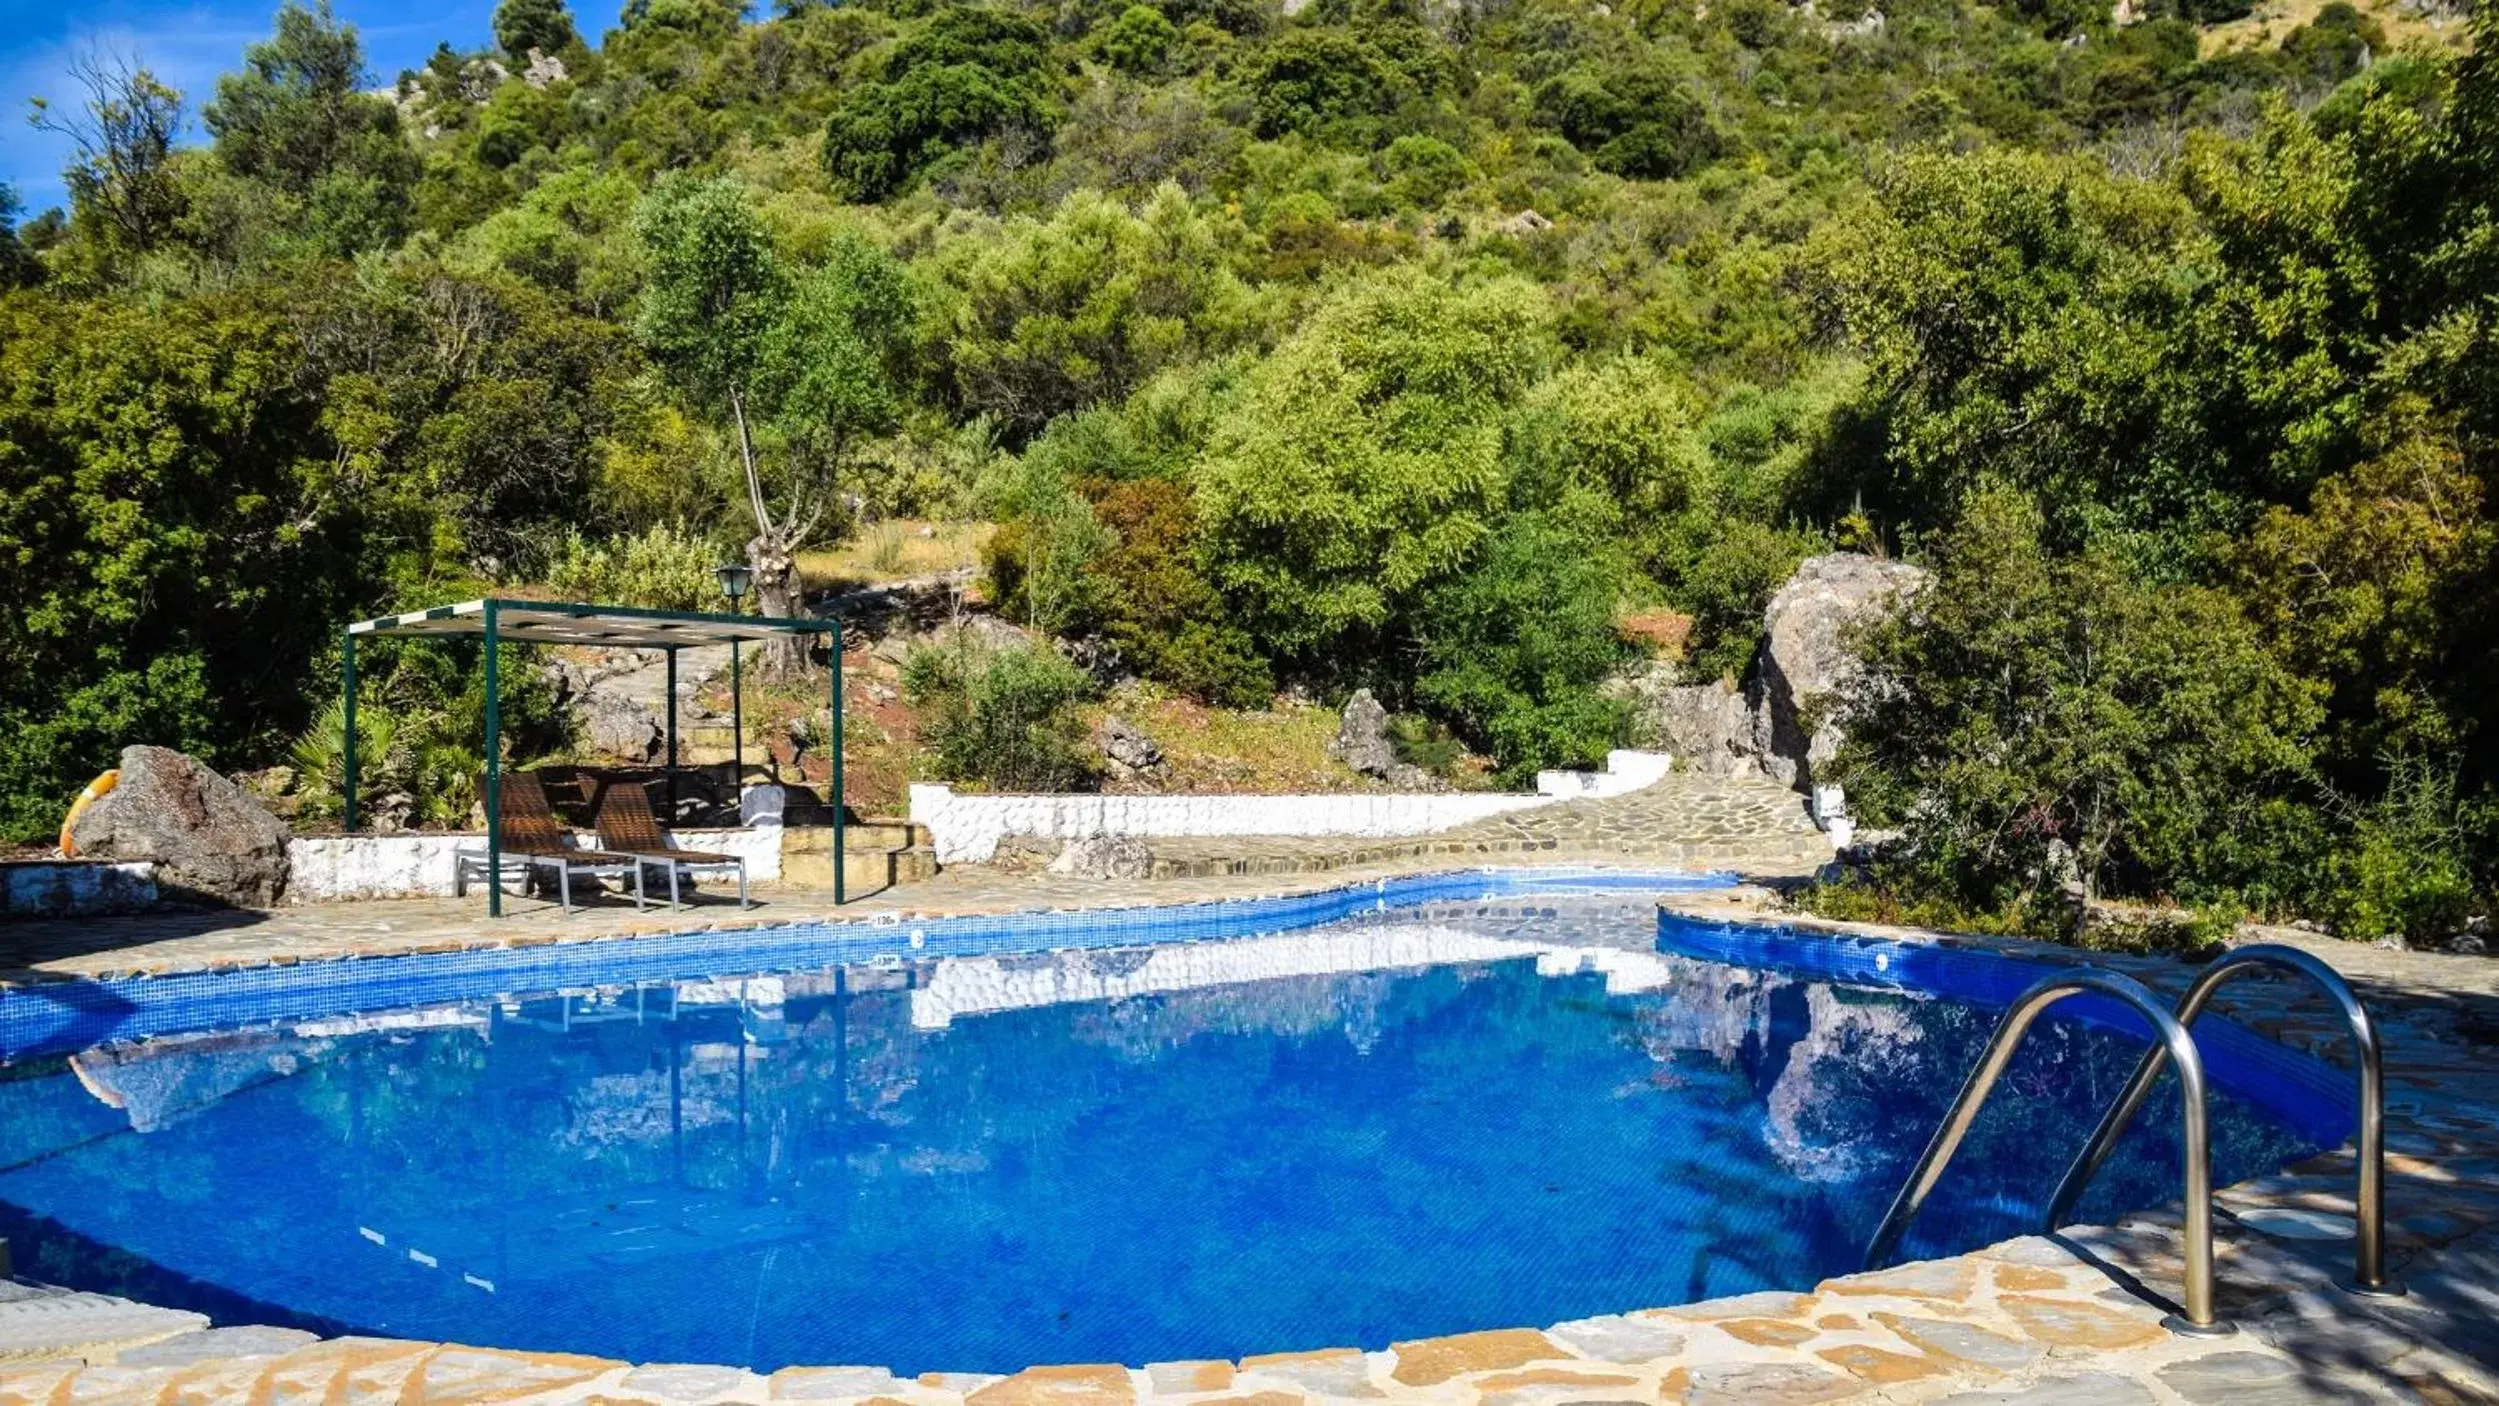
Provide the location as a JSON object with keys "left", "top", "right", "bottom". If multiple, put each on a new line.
{"left": 342, "top": 599, "right": 846, "bottom": 916}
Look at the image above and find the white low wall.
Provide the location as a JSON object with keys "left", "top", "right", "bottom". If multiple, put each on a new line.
{"left": 909, "top": 751, "right": 1672, "bottom": 863}
{"left": 286, "top": 834, "right": 476, "bottom": 903}
{"left": 287, "top": 825, "right": 784, "bottom": 903}
{"left": 2, "top": 860, "right": 157, "bottom": 918}
{"left": 1536, "top": 749, "right": 1675, "bottom": 799}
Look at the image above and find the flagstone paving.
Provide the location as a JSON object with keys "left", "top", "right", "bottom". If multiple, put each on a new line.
{"left": 0, "top": 773, "right": 1830, "bottom": 984}
{"left": 5, "top": 816, "right": 2499, "bottom": 1401}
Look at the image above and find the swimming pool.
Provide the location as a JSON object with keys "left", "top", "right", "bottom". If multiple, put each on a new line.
{"left": 0, "top": 873, "right": 2340, "bottom": 1375}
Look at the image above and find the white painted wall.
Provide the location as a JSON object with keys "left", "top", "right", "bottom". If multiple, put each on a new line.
{"left": 909, "top": 751, "right": 1672, "bottom": 863}
{"left": 1536, "top": 749, "right": 1675, "bottom": 798}
{"left": 672, "top": 824, "right": 783, "bottom": 882}
{"left": 285, "top": 834, "right": 477, "bottom": 902}
{"left": 287, "top": 823, "right": 785, "bottom": 902}
{"left": 2, "top": 860, "right": 157, "bottom": 918}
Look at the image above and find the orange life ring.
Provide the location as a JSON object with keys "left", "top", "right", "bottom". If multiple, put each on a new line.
{"left": 59, "top": 769, "right": 118, "bottom": 855}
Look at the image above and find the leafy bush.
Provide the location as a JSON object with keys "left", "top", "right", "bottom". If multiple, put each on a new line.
{"left": 1247, "top": 31, "right": 1403, "bottom": 140}
{"left": 1100, "top": 5, "right": 1177, "bottom": 75}
{"left": 544, "top": 523, "right": 722, "bottom": 610}
{"left": 903, "top": 637, "right": 1099, "bottom": 791}
{"left": 1388, "top": 713, "right": 1469, "bottom": 780}
{"left": 1658, "top": 519, "right": 1821, "bottom": 682}
{"left": 1155, "top": 621, "right": 1273, "bottom": 710}
{"left": 820, "top": 7, "right": 1057, "bottom": 200}
{"left": 1415, "top": 513, "right": 1630, "bottom": 783}
{"left": 2317, "top": 761, "right": 2479, "bottom": 942}
{"left": 1380, "top": 135, "right": 1471, "bottom": 209}
{"left": 1836, "top": 487, "right": 2319, "bottom": 928}
{"left": 290, "top": 639, "right": 566, "bottom": 829}
{"left": 1194, "top": 268, "right": 1553, "bottom": 661}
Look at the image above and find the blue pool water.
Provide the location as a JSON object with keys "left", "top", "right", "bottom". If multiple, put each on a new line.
{"left": 0, "top": 878, "right": 2336, "bottom": 1374}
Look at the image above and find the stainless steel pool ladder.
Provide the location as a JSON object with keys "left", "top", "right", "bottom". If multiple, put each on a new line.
{"left": 1861, "top": 947, "right": 2397, "bottom": 1336}
{"left": 2044, "top": 944, "right": 2401, "bottom": 1299}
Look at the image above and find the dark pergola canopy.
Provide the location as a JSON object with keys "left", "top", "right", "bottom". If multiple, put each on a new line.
{"left": 342, "top": 598, "right": 847, "bottom": 916}
{"left": 350, "top": 599, "right": 824, "bottom": 649}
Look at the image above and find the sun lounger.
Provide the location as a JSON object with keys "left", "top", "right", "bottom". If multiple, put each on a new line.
{"left": 591, "top": 779, "right": 750, "bottom": 910}
{"left": 456, "top": 771, "right": 648, "bottom": 914}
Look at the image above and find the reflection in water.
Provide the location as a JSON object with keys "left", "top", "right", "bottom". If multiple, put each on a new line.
{"left": 0, "top": 897, "right": 2314, "bottom": 1374}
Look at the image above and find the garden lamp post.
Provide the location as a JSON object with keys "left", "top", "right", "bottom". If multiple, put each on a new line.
{"left": 716, "top": 564, "right": 752, "bottom": 815}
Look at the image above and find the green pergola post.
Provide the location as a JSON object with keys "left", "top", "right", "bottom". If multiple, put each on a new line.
{"left": 483, "top": 601, "right": 503, "bottom": 919}
{"left": 730, "top": 641, "right": 743, "bottom": 809}
{"left": 665, "top": 646, "right": 679, "bottom": 821}
{"left": 341, "top": 628, "right": 358, "bottom": 834}
{"left": 832, "top": 618, "right": 846, "bottom": 906}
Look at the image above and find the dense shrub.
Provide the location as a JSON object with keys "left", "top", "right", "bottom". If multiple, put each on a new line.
{"left": 1835, "top": 488, "right": 2319, "bottom": 927}
{"left": 820, "top": 6, "right": 1058, "bottom": 199}
{"left": 1414, "top": 514, "right": 1631, "bottom": 783}
{"left": 903, "top": 637, "right": 1099, "bottom": 791}
{"left": 543, "top": 524, "right": 723, "bottom": 610}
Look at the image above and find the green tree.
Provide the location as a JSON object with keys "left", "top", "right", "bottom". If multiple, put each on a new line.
{"left": 927, "top": 186, "right": 1255, "bottom": 438}
{"left": 0, "top": 186, "right": 35, "bottom": 288}
{"left": 1246, "top": 30, "right": 1402, "bottom": 140}
{"left": 0, "top": 289, "right": 360, "bottom": 841}
{"left": 634, "top": 175, "right": 912, "bottom": 666}
{"left": 1810, "top": 149, "right": 2213, "bottom": 558}
{"left": 820, "top": 6, "right": 1058, "bottom": 200}
{"left": 1416, "top": 513, "right": 1630, "bottom": 782}
{"left": 203, "top": 1, "right": 418, "bottom": 254}
{"left": 494, "top": 0, "right": 580, "bottom": 56}
{"left": 1836, "top": 486, "right": 2319, "bottom": 928}
{"left": 27, "top": 53, "right": 187, "bottom": 255}
{"left": 1100, "top": 5, "right": 1178, "bottom": 75}
{"left": 1194, "top": 268, "right": 1553, "bottom": 661}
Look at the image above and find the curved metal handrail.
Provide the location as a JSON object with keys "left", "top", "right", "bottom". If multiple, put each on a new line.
{"left": 2044, "top": 943, "right": 2398, "bottom": 1296}
{"left": 1862, "top": 967, "right": 2230, "bottom": 1334}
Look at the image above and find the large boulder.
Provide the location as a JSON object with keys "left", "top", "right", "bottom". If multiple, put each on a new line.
{"left": 1047, "top": 832, "right": 1155, "bottom": 880}
{"left": 1752, "top": 553, "right": 1927, "bottom": 789}
{"left": 1329, "top": 689, "right": 1398, "bottom": 779}
{"left": 542, "top": 655, "right": 669, "bottom": 764}
{"left": 1096, "top": 715, "right": 1166, "bottom": 782}
{"left": 68, "top": 747, "right": 291, "bottom": 907}
{"left": 1655, "top": 677, "right": 1761, "bottom": 777}
{"left": 581, "top": 693, "right": 666, "bottom": 763}
{"left": 1326, "top": 689, "right": 1445, "bottom": 790}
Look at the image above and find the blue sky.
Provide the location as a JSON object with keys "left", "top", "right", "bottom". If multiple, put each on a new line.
{"left": 0, "top": 0, "right": 627, "bottom": 216}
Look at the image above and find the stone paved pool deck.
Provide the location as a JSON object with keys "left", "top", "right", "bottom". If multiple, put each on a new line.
{"left": 0, "top": 775, "right": 1833, "bottom": 986}
{"left": 4, "top": 782, "right": 2498, "bottom": 1404}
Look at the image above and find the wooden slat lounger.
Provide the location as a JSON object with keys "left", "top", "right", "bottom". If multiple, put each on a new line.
{"left": 455, "top": 771, "right": 648, "bottom": 914}
{"left": 591, "top": 779, "right": 750, "bottom": 910}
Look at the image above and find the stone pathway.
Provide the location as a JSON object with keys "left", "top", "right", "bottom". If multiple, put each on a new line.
{"left": 1131, "top": 773, "right": 1832, "bottom": 879}
{"left": 5, "top": 849, "right": 2499, "bottom": 1401}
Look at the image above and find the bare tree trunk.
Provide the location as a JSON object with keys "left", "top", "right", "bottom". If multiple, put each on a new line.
{"left": 726, "top": 387, "right": 808, "bottom": 677}
{"left": 747, "top": 531, "right": 807, "bottom": 677}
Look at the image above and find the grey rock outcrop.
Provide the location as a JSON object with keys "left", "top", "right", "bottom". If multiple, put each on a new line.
{"left": 1330, "top": 689, "right": 1398, "bottom": 778}
{"left": 1096, "top": 715, "right": 1165, "bottom": 781}
{"left": 1616, "top": 668, "right": 1758, "bottom": 777}
{"left": 1047, "top": 832, "right": 1155, "bottom": 880}
{"left": 1327, "top": 689, "right": 1446, "bottom": 790}
{"left": 68, "top": 746, "right": 291, "bottom": 907}
{"left": 542, "top": 649, "right": 722, "bottom": 764}
{"left": 1752, "top": 554, "right": 1927, "bottom": 790}
{"left": 581, "top": 692, "right": 667, "bottom": 763}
